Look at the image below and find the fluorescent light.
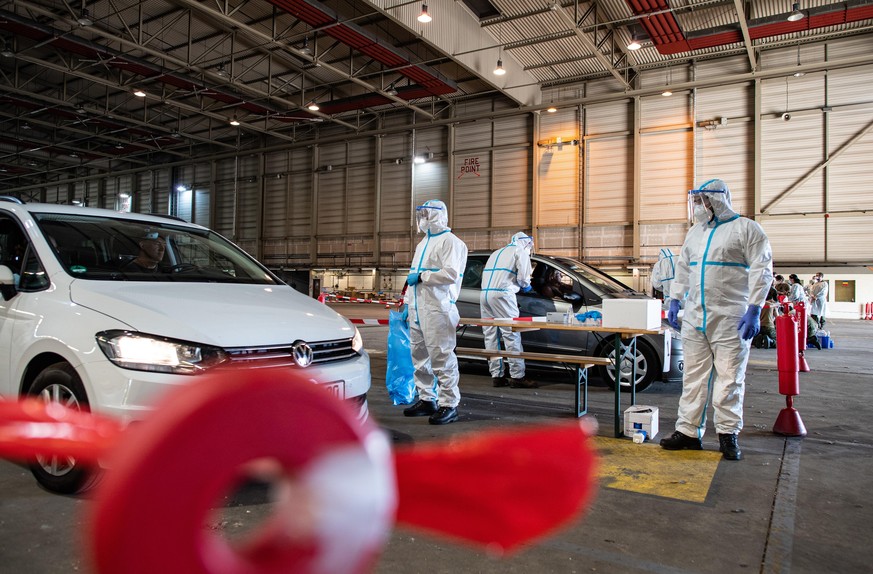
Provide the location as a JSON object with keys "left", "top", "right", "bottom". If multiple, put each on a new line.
{"left": 787, "top": 2, "right": 804, "bottom": 21}
{"left": 417, "top": 4, "right": 432, "bottom": 23}
{"left": 493, "top": 59, "right": 506, "bottom": 76}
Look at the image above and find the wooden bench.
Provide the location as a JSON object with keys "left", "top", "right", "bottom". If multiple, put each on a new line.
{"left": 455, "top": 347, "right": 611, "bottom": 417}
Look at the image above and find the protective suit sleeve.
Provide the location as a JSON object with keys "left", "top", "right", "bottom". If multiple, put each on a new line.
{"left": 515, "top": 249, "right": 533, "bottom": 291}
{"left": 668, "top": 230, "right": 695, "bottom": 302}
{"left": 521, "top": 285, "right": 532, "bottom": 293}
{"left": 743, "top": 221, "right": 774, "bottom": 308}
{"left": 737, "top": 304, "right": 761, "bottom": 340}
{"left": 667, "top": 299, "right": 681, "bottom": 330}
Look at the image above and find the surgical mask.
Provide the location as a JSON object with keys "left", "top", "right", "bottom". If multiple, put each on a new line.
{"left": 690, "top": 195, "right": 713, "bottom": 223}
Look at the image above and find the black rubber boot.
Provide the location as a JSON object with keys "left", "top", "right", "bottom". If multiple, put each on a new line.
{"left": 492, "top": 377, "right": 509, "bottom": 387}
{"left": 659, "top": 430, "right": 703, "bottom": 450}
{"left": 403, "top": 399, "right": 437, "bottom": 417}
{"left": 428, "top": 406, "right": 459, "bottom": 425}
{"left": 509, "top": 377, "right": 538, "bottom": 389}
{"left": 718, "top": 433, "right": 743, "bottom": 460}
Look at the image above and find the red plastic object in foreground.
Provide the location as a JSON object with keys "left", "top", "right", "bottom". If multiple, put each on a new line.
{"left": 775, "top": 309, "right": 799, "bottom": 396}
{"left": 394, "top": 421, "right": 598, "bottom": 554}
{"left": 0, "top": 398, "right": 121, "bottom": 464}
{"left": 90, "top": 370, "right": 396, "bottom": 574}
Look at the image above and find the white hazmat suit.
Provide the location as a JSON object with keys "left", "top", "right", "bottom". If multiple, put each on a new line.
{"left": 667, "top": 179, "right": 773, "bottom": 444}
{"left": 404, "top": 200, "right": 468, "bottom": 409}
{"left": 809, "top": 276, "right": 828, "bottom": 324}
{"left": 651, "top": 247, "right": 676, "bottom": 301}
{"left": 479, "top": 232, "right": 534, "bottom": 381}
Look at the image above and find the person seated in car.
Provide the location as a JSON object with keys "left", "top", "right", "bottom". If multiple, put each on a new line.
{"left": 540, "top": 269, "right": 574, "bottom": 299}
{"left": 123, "top": 230, "right": 166, "bottom": 272}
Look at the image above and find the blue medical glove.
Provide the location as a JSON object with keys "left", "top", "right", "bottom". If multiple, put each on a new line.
{"left": 737, "top": 304, "right": 762, "bottom": 340}
{"left": 521, "top": 285, "right": 532, "bottom": 293}
{"left": 406, "top": 272, "right": 420, "bottom": 286}
{"left": 400, "top": 305, "right": 409, "bottom": 322}
{"left": 667, "top": 299, "right": 681, "bottom": 330}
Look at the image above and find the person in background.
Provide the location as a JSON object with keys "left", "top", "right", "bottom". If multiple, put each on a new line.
{"left": 754, "top": 280, "right": 779, "bottom": 349}
{"left": 774, "top": 274, "right": 790, "bottom": 299}
{"left": 402, "top": 199, "right": 469, "bottom": 426}
{"left": 787, "top": 274, "right": 806, "bottom": 305}
{"left": 480, "top": 232, "right": 537, "bottom": 389}
{"left": 808, "top": 272, "right": 828, "bottom": 328}
{"left": 651, "top": 248, "right": 676, "bottom": 301}
{"left": 662, "top": 178, "right": 773, "bottom": 461}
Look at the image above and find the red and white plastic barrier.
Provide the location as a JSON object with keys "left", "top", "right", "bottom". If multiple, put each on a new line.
{"left": 864, "top": 302, "right": 873, "bottom": 320}
{"left": 774, "top": 302, "right": 807, "bottom": 437}
{"left": 348, "top": 318, "right": 390, "bottom": 326}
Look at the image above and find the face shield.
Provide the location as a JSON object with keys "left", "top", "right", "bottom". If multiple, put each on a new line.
{"left": 688, "top": 189, "right": 726, "bottom": 224}
{"left": 415, "top": 203, "right": 444, "bottom": 233}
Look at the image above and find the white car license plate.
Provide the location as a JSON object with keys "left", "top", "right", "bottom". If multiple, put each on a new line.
{"left": 324, "top": 381, "right": 345, "bottom": 400}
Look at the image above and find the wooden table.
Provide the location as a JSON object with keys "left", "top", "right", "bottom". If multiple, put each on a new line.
{"left": 458, "top": 317, "right": 662, "bottom": 437}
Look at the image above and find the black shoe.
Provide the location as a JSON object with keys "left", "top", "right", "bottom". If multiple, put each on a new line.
{"left": 718, "top": 433, "right": 743, "bottom": 460}
{"left": 509, "top": 377, "right": 538, "bottom": 389}
{"left": 659, "top": 430, "right": 703, "bottom": 451}
{"left": 428, "top": 406, "right": 458, "bottom": 425}
{"left": 403, "top": 399, "right": 437, "bottom": 417}
{"left": 492, "top": 377, "right": 509, "bottom": 388}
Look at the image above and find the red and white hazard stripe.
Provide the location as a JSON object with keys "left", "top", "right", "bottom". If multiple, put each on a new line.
{"left": 348, "top": 318, "right": 390, "bottom": 326}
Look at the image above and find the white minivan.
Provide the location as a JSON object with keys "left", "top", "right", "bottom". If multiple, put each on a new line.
{"left": 0, "top": 198, "right": 370, "bottom": 493}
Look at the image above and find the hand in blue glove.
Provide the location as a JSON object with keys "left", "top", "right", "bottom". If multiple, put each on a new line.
{"left": 406, "top": 272, "right": 420, "bottom": 286}
{"left": 400, "top": 305, "right": 409, "bottom": 322}
{"left": 667, "top": 299, "right": 681, "bottom": 330}
{"left": 737, "top": 304, "right": 762, "bottom": 340}
{"left": 521, "top": 285, "right": 532, "bottom": 293}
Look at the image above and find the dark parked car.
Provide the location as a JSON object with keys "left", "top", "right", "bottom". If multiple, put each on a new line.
{"left": 456, "top": 252, "right": 683, "bottom": 393}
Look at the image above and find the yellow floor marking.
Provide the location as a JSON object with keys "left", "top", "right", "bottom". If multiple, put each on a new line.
{"left": 593, "top": 436, "right": 722, "bottom": 503}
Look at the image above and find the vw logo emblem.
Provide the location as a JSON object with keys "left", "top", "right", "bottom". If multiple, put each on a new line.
{"left": 292, "top": 341, "right": 313, "bottom": 367}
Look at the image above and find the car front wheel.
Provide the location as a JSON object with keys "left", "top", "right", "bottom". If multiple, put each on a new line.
{"left": 26, "top": 362, "right": 99, "bottom": 494}
{"left": 597, "top": 338, "right": 659, "bottom": 393}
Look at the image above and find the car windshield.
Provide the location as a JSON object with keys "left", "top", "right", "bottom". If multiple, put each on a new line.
{"left": 34, "top": 212, "right": 279, "bottom": 284}
{"left": 551, "top": 256, "right": 636, "bottom": 296}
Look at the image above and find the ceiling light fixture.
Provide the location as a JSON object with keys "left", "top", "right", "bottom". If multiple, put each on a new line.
{"left": 307, "top": 101, "right": 320, "bottom": 111}
{"left": 115, "top": 143, "right": 124, "bottom": 149}
{"left": 216, "top": 63, "right": 228, "bottom": 77}
{"left": 793, "top": 45, "right": 805, "bottom": 77}
{"left": 627, "top": 33, "right": 642, "bottom": 51}
{"left": 299, "top": 36, "right": 312, "bottom": 55}
{"left": 787, "top": 2, "right": 804, "bottom": 22}
{"left": 662, "top": 62, "right": 673, "bottom": 96}
{"left": 69, "top": 152, "right": 79, "bottom": 158}
{"left": 0, "top": 44, "right": 13, "bottom": 58}
{"left": 417, "top": 3, "right": 432, "bottom": 24}
{"left": 385, "top": 82, "right": 398, "bottom": 96}
{"left": 21, "top": 123, "right": 31, "bottom": 130}
{"left": 546, "top": 105, "right": 557, "bottom": 113}
{"left": 133, "top": 89, "right": 146, "bottom": 97}
{"left": 493, "top": 58, "right": 506, "bottom": 76}
{"left": 77, "top": 9, "right": 93, "bottom": 27}
{"left": 229, "top": 116, "right": 240, "bottom": 126}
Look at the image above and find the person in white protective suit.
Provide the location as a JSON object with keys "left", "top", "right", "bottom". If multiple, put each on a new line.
{"left": 660, "top": 179, "right": 773, "bottom": 461}
{"left": 808, "top": 272, "right": 828, "bottom": 328}
{"left": 479, "top": 232, "right": 537, "bottom": 389}
{"left": 401, "top": 199, "right": 469, "bottom": 425}
{"left": 650, "top": 248, "right": 676, "bottom": 301}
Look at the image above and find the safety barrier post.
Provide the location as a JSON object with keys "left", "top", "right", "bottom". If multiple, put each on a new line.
{"left": 795, "top": 300, "right": 810, "bottom": 372}
{"left": 773, "top": 303, "right": 806, "bottom": 437}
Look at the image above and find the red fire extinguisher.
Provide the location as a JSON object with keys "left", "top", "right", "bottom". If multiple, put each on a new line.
{"left": 774, "top": 303, "right": 807, "bottom": 437}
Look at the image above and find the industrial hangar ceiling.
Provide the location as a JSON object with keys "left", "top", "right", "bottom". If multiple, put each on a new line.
{"left": 0, "top": 0, "right": 871, "bottom": 190}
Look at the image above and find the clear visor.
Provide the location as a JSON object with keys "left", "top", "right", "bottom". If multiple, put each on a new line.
{"left": 687, "top": 192, "right": 714, "bottom": 220}
{"left": 415, "top": 204, "right": 443, "bottom": 224}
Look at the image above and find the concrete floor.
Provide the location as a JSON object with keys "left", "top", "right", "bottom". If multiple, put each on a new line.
{"left": 1, "top": 304, "right": 871, "bottom": 573}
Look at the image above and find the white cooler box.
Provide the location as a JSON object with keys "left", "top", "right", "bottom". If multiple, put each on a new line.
{"left": 602, "top": 298, "right": 661, "bottom": 330}
{"left": 624, "top": 405, "right": 659, "bottom": 440}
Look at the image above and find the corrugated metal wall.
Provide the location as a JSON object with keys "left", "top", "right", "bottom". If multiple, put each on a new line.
{"left": 45, "top": 36, "right": 873, "bottom": 270}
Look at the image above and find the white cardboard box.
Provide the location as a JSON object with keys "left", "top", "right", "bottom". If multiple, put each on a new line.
{"left": 602, "top": 298, "right": 661, "bottom": 330}
{"left": 624, "top": 405, "right": 659, "bottom": 439}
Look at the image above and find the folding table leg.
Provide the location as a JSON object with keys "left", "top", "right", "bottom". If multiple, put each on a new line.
{"left": 575, "top": 365, "right": 588, "bottom": 417}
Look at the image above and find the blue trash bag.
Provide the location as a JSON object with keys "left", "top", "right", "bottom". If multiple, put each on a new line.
{"left": 386, "top": 309, "right": 417, "bottom": 405}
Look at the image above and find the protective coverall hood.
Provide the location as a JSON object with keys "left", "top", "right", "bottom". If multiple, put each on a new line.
{"left": 416, "top": 199, "right": 450, "bottom": 234}
{"left": 689, "top": 178, "right": 738, "bottom": 224}
{"left": 510, "top": 231, "right": 534, "bottom": 253}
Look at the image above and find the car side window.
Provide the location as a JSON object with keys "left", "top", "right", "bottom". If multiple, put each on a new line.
{"left": 462, "top": 257, "right": 485, "bottom": 289}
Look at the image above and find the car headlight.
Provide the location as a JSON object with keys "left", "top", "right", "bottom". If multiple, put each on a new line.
{"left": 96, "top": 330, "right": 228, "bottom": 375}
{"left": 351, "top": 325, "right": 364, "bottom": 353}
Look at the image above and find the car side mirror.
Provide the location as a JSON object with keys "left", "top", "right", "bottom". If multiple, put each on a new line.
{"left": 562, "top": 292, "right": 582, "bottom": 303}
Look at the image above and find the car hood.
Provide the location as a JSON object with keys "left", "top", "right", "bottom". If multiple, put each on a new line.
{"left": 69, "top": 281, "right": 354, "bottom": 346}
